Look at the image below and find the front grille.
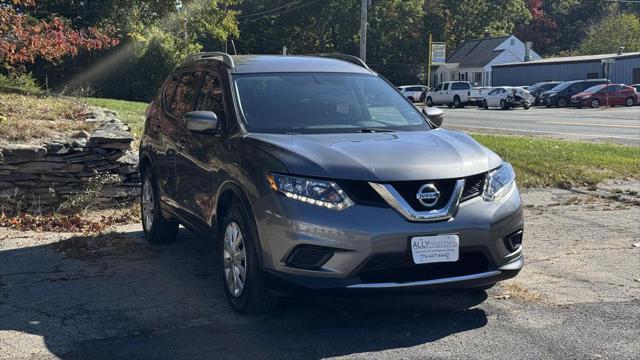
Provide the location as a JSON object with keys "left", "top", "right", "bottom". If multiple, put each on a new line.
{"left": 339, "top": 172, "right": 486, "bottom": 209}
{"left": 338, "top": 180, "right": 387, "bottom": 207}
{"left": 461, "top": 173, "right": 486, "bottom": 202}
{"left": 357, "top": 251, "right": 490, "bottom": 284}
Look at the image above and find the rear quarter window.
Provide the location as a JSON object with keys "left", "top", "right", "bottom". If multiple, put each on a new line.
{"left": 163, "top": 75, "right": 180, "bottom": 110}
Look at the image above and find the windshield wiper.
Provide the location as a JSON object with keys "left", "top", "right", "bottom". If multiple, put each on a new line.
{"left": 359, "top": 128, "right": 396, "bottom": 133}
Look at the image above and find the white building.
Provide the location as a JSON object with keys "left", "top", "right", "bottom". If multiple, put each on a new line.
{"left": 433, "top": 34, "right": 542, "bottom": 87}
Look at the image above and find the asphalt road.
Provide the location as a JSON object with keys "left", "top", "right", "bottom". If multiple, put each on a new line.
{"left": 1, "top": 184, "right": 639, "bottom": 359}
{"left": 419, "top": 105, "right": 640, "bottom": 145}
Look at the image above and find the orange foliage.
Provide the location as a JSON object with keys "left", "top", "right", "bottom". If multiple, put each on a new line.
{"left": 0, "top": 0, "right": 119, "bottom": 66}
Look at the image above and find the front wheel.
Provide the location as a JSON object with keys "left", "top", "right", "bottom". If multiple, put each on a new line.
{"left": 141, "top": 166, "right": 178, "bottom": 244}
{"left": 625, "top": 97, "right": 634, "bottom": 107}
{"left": 221, "top": 201, "right": 278, "bottom": 314}
{"left": 500, "top": 99, "right": 508, "bottom": 110}
{"left": 590, "top": 98, "right": 600, "bottom": 108}
{"left": 557, "top": 97, "right": 568, "bottom": 107}
{"left": 426, "top": 97, "right": 433, "bottom": 107}
{"left": 483, "top": 100, "right": 488, "bottom": 110}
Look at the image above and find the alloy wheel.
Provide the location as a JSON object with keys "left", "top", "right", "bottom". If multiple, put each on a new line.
{"left": 591, "top": 99, "right": 599, "bottom": 108}
{"left": 223, "top": 221, "right": 247, "bottom": 298}
{"left": 142, "top": 177, "right": 154, "bottom": 231}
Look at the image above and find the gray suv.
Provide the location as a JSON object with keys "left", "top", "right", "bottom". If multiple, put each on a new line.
{"left": 140, "top": 53, "right": 524, "bottom": 314}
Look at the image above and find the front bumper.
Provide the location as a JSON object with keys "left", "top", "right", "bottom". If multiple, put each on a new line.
{"left": 253, "top": 184, "right": 524, "bottom": 292}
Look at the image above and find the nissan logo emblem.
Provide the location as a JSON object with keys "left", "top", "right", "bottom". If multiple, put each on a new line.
{"left": 416, "top": 184, "right": 440, "bottom": 207}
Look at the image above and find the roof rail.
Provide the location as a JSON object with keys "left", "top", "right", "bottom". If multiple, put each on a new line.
{"left": 187, "top": 52, "right": 235, "bottom": 69}
{"left": 314, "top": 53, "right": 370, "bottom": 70}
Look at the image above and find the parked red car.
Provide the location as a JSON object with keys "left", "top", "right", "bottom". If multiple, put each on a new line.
{"left": 571, "top": 84, "right": 637, "bottom": 108}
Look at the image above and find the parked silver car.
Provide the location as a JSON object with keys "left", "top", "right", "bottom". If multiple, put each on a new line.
{"left": 139, "top": 53, "right": 525, "bottom": 314}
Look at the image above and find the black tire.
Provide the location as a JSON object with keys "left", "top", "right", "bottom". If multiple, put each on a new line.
{"left": 590, "top": 98, "right": 600, "bottom": 109}
{"left": 625, "top": 97, "right": 634, "bottom": 107}
{"left": 220, "top": 200, "right": 278, "bottom": 314}
{"left": 447, "top": 103, "right": 453, "bottom": 108}
{"left": 426, "top": 97, "right": 433, "bottom": 107}
{"left": 407, "top": 96, "right": 415, "bottom": 103}
{"left": 500, "top": 99, "right": 508, "bottom": 110}
{"left": 141, "top": 166, "right": 178, "bottom": 244}
{"left": 483, "top": 100, "right": 488, "bottom": 110}
{"left": 453, "top": 96, "right": 462, "bottom": 108}
{"left": 557, "top": 97, "right": 567, "bottom": 107}
{"left": 524, "top": 104, "right": 530, "bottom": 110}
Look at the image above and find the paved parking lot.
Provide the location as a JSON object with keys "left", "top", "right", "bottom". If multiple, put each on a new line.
{"left": 1, "top": 184, "right": 639, "bottom": 359}
{"left": 419, "top": 105, "right": 640, "bottom": 145}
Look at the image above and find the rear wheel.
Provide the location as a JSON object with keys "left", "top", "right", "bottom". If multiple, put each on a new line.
{"left": 453, "top": 95, "right": 462, "bottom": 108}
{"left": 625, "top": 97, "right": 634, "bottom": 107}
{"left": 221, "top": 200, "right": 278, "bottom": 314}
{"left": 483, "top": 100, "right": 488, "bottom": 110}
{"left": 141, "top": 166, "right": 178, "bottom": 244}
{"left": 426, "top": 97, "right": 433, "bottom": 107}
{"left": 590, "top": 98, "right": 600, "bottom": 108}
{"left": 500, "top": 99, "right": 508, "bottom": 110}
{"left": 557, "top": 97, "right": 568, "bottom": 107}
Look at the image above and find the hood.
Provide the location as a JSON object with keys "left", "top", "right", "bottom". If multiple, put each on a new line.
{"left": 246, "top": 129, "right": 502, "bottom": 181}
{"left": 541, "top": 90, "right": 558, "bottom": 97}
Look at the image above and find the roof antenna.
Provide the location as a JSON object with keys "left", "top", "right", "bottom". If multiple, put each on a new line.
{"left": 231, "top": 40, "right": 237, "bottom": 55}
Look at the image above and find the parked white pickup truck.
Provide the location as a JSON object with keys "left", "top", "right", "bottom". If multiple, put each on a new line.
{"left": 425, "top": 81, "right": 480, "bottom": 108}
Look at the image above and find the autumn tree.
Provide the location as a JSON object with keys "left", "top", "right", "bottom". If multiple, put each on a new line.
{"left": 0, "top": 0, "right": 118, "bottom": 70}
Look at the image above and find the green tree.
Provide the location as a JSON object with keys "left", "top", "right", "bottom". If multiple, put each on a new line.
{"left": 579, "top": 13, "right": 640, "bottom": 55}
{"left": 425, "top": 0, "right": 532, "bottom": 52}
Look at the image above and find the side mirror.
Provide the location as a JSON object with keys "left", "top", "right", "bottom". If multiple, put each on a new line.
{"left": 185, "top": 111, "right": 219, "bottom": 133}
{"left": 422, "top": 107, "right": 444, "bottom": 128}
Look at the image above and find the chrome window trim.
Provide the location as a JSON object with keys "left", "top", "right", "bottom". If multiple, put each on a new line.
{"left": 368, "top": 179, "right": 465, "bottom": 222}
{"left": 347, "top": 270, "right": 501, "bottom": 289}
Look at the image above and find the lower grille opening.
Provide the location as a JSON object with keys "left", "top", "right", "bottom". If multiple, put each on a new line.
{"left": 285, "top": 245, "right": 334, "bottom": 270}
{"left": 505, "top": 230, "right": 523, "bottom": 252}
{"left": 357, "top": 251, "right": 490, "bottom": 284}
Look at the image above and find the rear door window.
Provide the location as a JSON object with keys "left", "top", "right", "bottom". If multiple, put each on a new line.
{"left": 169, "top": 72, "right": 202, "bottom": 119}
{"left": 443, "top": 83, "right": 449, "bottom": 91}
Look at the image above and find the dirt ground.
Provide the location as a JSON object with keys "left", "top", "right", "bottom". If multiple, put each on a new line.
{"left": 1, "top": 183, "right": 639, "bottom": 359}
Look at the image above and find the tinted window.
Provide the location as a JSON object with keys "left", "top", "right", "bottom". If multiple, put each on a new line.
{"left": 233, "top": 73, "right": 427, "bottom": 133}
{"left": 452, "top": 82, "right": 470, "bottom": 90}
{"left": 170, "top": 72, "right": 201, "bottom": 119}
{"left": 443, "top": 83, "right": 449, "bottom": 90}
{"left": 434, "top": 84, "right": 443, "bottom": 91}
{"left": 196, "top": 73, "right": 226, "bottom": 123}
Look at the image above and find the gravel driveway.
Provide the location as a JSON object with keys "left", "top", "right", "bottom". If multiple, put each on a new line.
{"left": 1, "top": 184, "right": 639, "bottom": 360}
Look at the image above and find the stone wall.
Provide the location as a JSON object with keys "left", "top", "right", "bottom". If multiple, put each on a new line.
{"left": 0, "top": 109, "right": 140, "bottom": 214}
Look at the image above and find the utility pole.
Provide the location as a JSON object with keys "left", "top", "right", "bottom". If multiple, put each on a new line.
{"left": 359, "top": 0, "right": 368, "bottom": 63}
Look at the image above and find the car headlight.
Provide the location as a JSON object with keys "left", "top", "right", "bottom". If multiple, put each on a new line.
{"left": 483, "top": 162, "right": 516, "bottom": 201}
{"left": 267, "top": 174, "right": 354, "bottom": 210}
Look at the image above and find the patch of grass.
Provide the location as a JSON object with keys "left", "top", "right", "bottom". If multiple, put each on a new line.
{"left": 0, "top": 91, "right": 92, "bottom": 143}
{"left": 474, "top": 134, "right": 640, "bottom": 188}
{"left": 82, "top": 97, "right": 148, "bottom": 137}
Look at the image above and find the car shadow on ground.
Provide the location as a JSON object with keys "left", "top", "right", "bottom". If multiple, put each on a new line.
{"left": 0, "top": 228, "right": 489, "bottom": 359}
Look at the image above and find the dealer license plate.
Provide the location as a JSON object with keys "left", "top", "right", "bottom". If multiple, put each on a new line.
{"left": 410, "top": 235, "right": 459, "bottom": 264}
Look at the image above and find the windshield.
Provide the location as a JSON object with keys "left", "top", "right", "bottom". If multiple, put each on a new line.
{"left": 549, "top": 81, "right": 575, "bottom": 92}
{"left": 233, "top": 73, "right": 428, "bottom": 133}
{"left": 583, "top": 84, "right": 606, "bottom": 93}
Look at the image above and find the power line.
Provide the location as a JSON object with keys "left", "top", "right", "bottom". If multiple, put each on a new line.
{"left": 238, "top": 0, "right": 323, "bottom": 22}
